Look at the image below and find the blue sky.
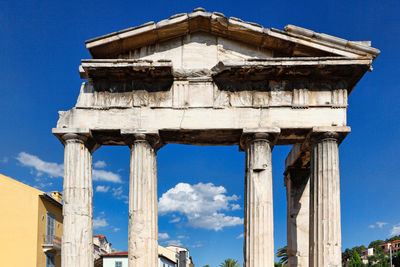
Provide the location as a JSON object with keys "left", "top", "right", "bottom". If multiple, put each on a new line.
{"left": 0, "top": 0, "right": 399, "bottom": 266}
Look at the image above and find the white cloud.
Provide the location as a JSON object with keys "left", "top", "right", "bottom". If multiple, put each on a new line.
{"left": 231, "top": 204, "right": 241, "bottom": 211}
{"left": 369, "top": 224, "right": 376, "bottom": 229}
{"left": 376, "top": 222, "right": 388, "bottom": 228}
{"left": 236, "top": 233, "right": 244, "bottom": 239}
{"left": 113, "top": 228, "right": 120, "bottom": 232}
{"left": 17, "top": 152, "right": 121, "bottom": 183}
{"left": 0, "top": 157, "right": 9, "bottom": 163}
{"left": 17, "top": 152, "right": 63, "bottom": 177}
{"left": 159, "top": 182, "right": 243, "bottom": 231}
{"left": 93, "top": 217, "right": 108, "bottom": 229}
{"left": 169, "top": 217, "right": 181, "bottom": 223}
{"left": 166, "top": 240, "right": 183, "bottom": 247}
{"left": 188, "top": 213, "right": 243, "bottom": 230}
{"left": 190, "top": 242, "right": 203, "bottom": 248}
{"left": 94, "top": 160, "right": 107, "bottom": 168}
{"left": 33, "top": 182, "right": 53, "bottom": 189}
{"left": 158, "top": 233, "right": 170, "bottom": 240}
{"left": 93, "top": 170, "right": 121, "bottom": 183}
{"left": 390, "top": 224, "right": 400, "bottom": 236}
{"left": 177, "top": 235, "right": 187, "bottom": 239}
{"left": 96, "top": 185, "right": 110, "bottom": 193}
{"left": 112, "top": 186, "right": 129, "bottom": 202}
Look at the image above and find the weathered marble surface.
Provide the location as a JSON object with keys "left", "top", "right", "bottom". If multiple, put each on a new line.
{"left": 128, "top": 135, "right": 158, "bottom": 267}
{"left": 243, "top": 132, "right": 277, "bottom": 267}
{"left": 61, "top": 134, "right": 94, "bottom": 267}
{"left": 309, "top": 132, "right": 342, "bottom": 267}
{"left": 85, "top": 8, "right": 379, "bottom": 59}
{"left": 285, "top": 170, "right": 310, "bottom": 267}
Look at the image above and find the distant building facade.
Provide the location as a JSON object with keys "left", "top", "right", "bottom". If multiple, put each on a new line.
{"left": 378, "top": 240, "right": 400, "bottom": 254}
{"left": 360, "top": 239, "right": 400, "bottom": 264}
{"left": 360, "top": 248, "right": 375, "bottom": 264}
{"left": 0, "top": 174, "right": 63, "bottom": 267}
{"left": 93, "top": 234, "right": 113, "bottom": 259}
{"left": 94, "top": 245, "right": 194, "bottom": 267}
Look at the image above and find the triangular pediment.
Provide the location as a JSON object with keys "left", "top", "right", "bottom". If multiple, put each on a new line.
{"left": 85, "top": 8, "right": 380, "bottom": 60}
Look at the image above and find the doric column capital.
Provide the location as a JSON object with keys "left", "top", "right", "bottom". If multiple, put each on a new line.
{"left": 121, "top": 129, "right": 163, "bottom": 151}
{"left": 309, "top": 126, "right": 351, "bottom": 145}
{"left": 61, "top": 133, "right": 99, "bottom": 153}
{"left": 310, "top": 131, "right": 340, "bottom": 144}
{"left": 53, "top": 128, "right": 100, "bottom": 152}
{"left": 239, "top": 127, "right": 280, "bottom": 151}
{"left": 62, "top": 133, "right": 89, "bottom": 144}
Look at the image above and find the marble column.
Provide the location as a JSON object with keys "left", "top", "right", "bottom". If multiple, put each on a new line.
{"left": 61, "top": 133, "right": 94, "bottom": 267}
{"left": 309, "top": 132, "right": 342, "bottom": 267}
{"left": 285, "top": 168, "right": 310, "bottom": 267}
{"left": 128, "top": 134, "right": 159, "bottom": 267}
{"left": 243, "top": 133, "right": 275, "bottom": 267}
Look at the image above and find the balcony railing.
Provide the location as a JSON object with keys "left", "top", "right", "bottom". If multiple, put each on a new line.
{"left": 42, "top": 235, "right": 61, "bottom": 252}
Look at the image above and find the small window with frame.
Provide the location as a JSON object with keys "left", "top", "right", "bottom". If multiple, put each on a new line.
{"left": 46, "top": 253, "right": 55, "bottom": 267}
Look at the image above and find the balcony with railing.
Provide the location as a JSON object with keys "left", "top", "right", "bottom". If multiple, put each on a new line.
{"left": 42, "top": 234, "right": 61, "bottom": 253}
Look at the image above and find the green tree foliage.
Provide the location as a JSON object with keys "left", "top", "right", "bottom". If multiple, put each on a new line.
{"left": 348, "top": 249, "right": 364, "bottom": 267}
{"left": 274, "top": 263, "right": 283, "bottom": 267}
{"left": 202, "top": 265, "right": 210, "bottom": 267}
{"left": 367, "top": 247, "right": 389, "bottom": 267}
{"left": 369, "top": 240, "right": 385, "bottom": 249}
{"left": 343, "top": 245, "right": 367, "bottom": 266}
{"left": 393, "top": 251, "right": 400, "bottom": 267}
{"left": 276, "top": 246, "right": 288, "bottom": 266}
{"left": 342, "top": 236, "right": 400, "bottom": 267}
{"left": 387, "top": 235, "right": 400, "bottom": 242}
{"left": 343, "top": 248, "right": 353, "bottom": 265}
{"left": 219, "top": 259, "right": 240, "bottom": 267}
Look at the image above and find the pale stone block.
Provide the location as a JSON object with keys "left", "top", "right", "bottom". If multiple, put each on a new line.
{"left": 56, "top": 106, "right": 348, "bottom": 130}
{"left": 172, "top": 81, "right": 189, "bottom": 108}
{"left": 148, "top": 90, "right": 173, "bottom": 108}
{"left": 229, "top": 91, "right": 253, "bottom": 107}
{"left": 182, "top": 33, "right": 218, "bottom": 69}
{"left": 252, "top": 91, "right": 269, "bottom": 107}
{"left": 213, "top": 86, "right": 230, "bottom": 107}
{"left": 217, "top": 36, "right": 273, "bottom": 61}
{"left": 132, "top": 90, "right": 149, "bottom": 107}
{"left": 187, "top": 81, "right": 214, "bottom": 107}
{"left": 331, "top": 89, "right": 348, "bottom": 108}
{"left": 292, "top": 89, "right": 310, "bottom": 108}
{"left": 269, "top": 90, "right": 292, "bottom": 106}
{"left": 133, "top": 37, "right": 184, "bottom": 68}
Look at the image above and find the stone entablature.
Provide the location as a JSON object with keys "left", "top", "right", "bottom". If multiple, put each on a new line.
{"left": 53, "top": 8, "right": 379, "bottom": 267}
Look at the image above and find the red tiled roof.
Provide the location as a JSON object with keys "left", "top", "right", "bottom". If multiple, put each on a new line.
{"left": 102, "top": 251, "right": 128, "bottom": 257}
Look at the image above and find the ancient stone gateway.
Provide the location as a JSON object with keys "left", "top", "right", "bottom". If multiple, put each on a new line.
{"left": 53, "top": 8, "right": 379, "bottom": 267}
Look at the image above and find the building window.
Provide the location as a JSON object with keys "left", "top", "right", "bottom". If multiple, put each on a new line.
{"left": 46, "top": 253, "right": 55, "bottom": 267}
{"left": 115, "top": 261, "right": 122, "bottom": 267}
{"left": 46, "top": 213, "right": 56, "bottom": 243}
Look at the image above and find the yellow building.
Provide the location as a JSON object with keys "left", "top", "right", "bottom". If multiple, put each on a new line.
{"left": 0, "top": 173, "right": 63, "bottom": 267}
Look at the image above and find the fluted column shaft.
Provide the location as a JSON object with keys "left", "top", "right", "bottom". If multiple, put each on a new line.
{"left": 244, "top": 133, "right": 274, "bottom": 267}
{"left": 62, "top": 133, "right": 93, "bottom": 267}
{"left": 286, "top": 169, "right": 310, "bottom": 267}
{"left": 128, "top": 134, "right": 158, "bottom": 267}
{"left": 309, "top": 132, "right": 342, "bottom": 267}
